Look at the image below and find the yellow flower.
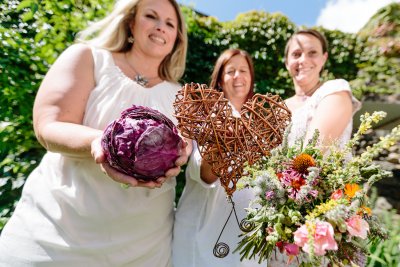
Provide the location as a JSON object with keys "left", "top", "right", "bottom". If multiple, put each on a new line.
{"left": 344, "top": 184, "right": 360, "bottom": 199}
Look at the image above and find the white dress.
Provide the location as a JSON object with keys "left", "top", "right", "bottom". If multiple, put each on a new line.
{"left": 268, "top": 79, "right": 361, "bottom": 267}
{"left": 173, "top": 141, "right": 261, "bottom": 267}
{"left": 0, "top": 47, "right": 180, "bottom": 267}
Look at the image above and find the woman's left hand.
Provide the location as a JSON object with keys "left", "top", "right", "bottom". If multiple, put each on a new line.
{"left": 156, "top": 137, "right": 192, "bottom": 183}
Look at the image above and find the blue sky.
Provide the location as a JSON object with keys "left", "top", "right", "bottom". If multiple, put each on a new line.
{"left": 177, "top": 0, "right": 399, "bottom": 33}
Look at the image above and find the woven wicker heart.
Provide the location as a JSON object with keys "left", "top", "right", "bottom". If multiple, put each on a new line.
{"left": 174, "top": 83, "right": 291, "bottom": 196}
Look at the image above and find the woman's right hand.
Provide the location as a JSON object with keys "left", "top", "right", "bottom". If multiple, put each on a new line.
{"left": 91, "top": 137, "right": 164, "bottom": 189}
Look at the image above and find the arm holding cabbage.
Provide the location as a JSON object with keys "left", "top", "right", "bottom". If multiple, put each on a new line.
{"left": 33, "top": 44, "right": 189, "bottom": 189}
{"left": 33, "top": 44, "right": 99, "bottom": 158}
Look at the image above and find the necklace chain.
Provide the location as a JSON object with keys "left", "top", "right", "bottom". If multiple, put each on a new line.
{"left": 124, "top": 53, "right": 159, "bottom": 87}
{"left": 295, "top": 81, "right": 322, "bottom": 100}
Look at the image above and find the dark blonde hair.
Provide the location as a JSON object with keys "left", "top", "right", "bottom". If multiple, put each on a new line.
{"left": 77, "top": 0, "right": 187, "bottom": 82}
{"left": 284, "top": 29, "right": 328, "bottom": 63}
{"left": 209, "top": 49, "right": 255, "bottom": 100}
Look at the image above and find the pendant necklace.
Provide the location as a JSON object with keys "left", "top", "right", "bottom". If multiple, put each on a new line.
{"left": 295, "top": 81, "right": 322, "bottom": 101}
{"left": 124, "top": 53, "right": 158, "bottom": 87}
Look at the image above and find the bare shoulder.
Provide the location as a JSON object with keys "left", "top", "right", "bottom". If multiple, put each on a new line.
{"left": 54, "top": 43, "right": 93, "bottom": 66}
{"left": 317, "top": 90, "right": 352, "bottom": 115}
{"left": 37, "top": 43, "right": 96, "bottom": 107}
{"left": 321, "top": 90, "right": 352, "bottom": 104}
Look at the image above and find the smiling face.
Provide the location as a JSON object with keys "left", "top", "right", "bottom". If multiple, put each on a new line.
{"left": 131, "top": 0, "right": 178, "bottom": 59}
{"left": 285, "top": 33, "right": 328, "bottom": 89}
{"left": 220, "top": 55, "right": 252, "bottom": 104}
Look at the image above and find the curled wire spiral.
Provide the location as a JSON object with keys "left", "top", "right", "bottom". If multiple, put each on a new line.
{"left": 213, "top": 242, "right": 230, "bottom": 258}
{"left": 239, "top": 218, "right": 255, "bottom": 233}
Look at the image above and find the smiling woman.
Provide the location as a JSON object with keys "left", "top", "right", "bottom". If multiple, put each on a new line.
{"left": 269, "top": 28, "right": 361, "bottom": 267}
{"left": 0, "top": 0, "right": 189, "bottom": 266}
{"left": 283, "top": 29, "right": 360, "bottom": 148}
{"left": 173, "top": 49, "right": 261, "bottom": 267}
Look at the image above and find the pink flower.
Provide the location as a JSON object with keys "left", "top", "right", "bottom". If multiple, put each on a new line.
{"left": 276, "top": 242, "right": 299, "bottom": 256}
{"left": 284, "top": 243, "right": 300, "bottom": 256}
{"left": 346, "top": 215, "right": 369, "bottom": 239}
{"left": 294, "top": 221, "right": 338, "bottom": 256}
{"left": 275, "top": 242, "right": 300, "bottom": 264}
{"left": 331, "top": 189, "right": 343, "bottom": 200}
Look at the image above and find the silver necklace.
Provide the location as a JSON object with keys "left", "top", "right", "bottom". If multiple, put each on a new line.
{"left": 124, "top": 53, "right": 158, "bottom": 87}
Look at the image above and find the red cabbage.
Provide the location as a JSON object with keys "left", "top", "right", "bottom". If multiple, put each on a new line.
{"left": 101, "top": 105, "right": 182, "bottom": 181}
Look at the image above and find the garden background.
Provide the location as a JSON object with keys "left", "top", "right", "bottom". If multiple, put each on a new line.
{"left": 1, "top": 1, "right": 399, "bottom": 265}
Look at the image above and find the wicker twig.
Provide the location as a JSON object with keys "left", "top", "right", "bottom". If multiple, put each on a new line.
{"left": 174, "top": 83, "right": 291, "bottom": 196}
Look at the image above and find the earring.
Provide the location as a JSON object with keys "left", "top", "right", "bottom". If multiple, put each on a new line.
{"left": 128, "top": 36, "right": 134, "bottom": 44}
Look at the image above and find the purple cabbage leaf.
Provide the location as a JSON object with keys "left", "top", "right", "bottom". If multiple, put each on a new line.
{"left": 101, "top": 105, "right": 182, "bottom": 181}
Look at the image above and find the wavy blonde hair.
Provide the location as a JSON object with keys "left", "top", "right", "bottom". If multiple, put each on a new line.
{"left": 77, "top": 0, "right": 187, "bottom": 82}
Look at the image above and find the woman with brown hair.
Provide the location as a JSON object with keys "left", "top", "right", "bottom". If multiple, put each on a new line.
{"left": 173, "top": 49, "right": 259, "bottom": 267}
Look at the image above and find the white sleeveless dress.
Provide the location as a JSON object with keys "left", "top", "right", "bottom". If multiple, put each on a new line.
{"left": 268, "top": 79, "right": 361, "bottom": 266}
{"left": 0, "top": 47, "right": 180, "bottom": 267}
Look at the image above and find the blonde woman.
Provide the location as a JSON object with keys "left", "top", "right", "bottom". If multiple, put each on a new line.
{"left": 0, "top": 0, "right": 188, "bottom": 266}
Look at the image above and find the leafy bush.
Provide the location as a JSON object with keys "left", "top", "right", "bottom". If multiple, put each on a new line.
{"left": 0, "top": 0, "right": 111, "bottom": 227}
{"left": 367, "top": 188, "right": 400, "bottom": 266}
{"left": 219, "top": 11, "right": 296, "bottom": 97}
{"left": 367, "top": 208, "right": 400, "bottom": 266}
{"left": 180, "top": 6, "right": 223, "bottom": 85}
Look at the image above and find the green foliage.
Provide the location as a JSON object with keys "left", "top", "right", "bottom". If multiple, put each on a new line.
{"left": 351, "top": 2, "right": 400, "bottom": 100}
{"left": 317, "top": 27, "right": 363, "bottom": 81}
{"left": 367, "top": 209, "right": 400, "bottom": 266}
{"left": 180, "top": 6, "right": 223, "bottom": 85}
{"left": 220, "top": 11, "right": 296, "bottom": 97}
{"left": 0, "top": 0, "right": 111, "bottom": 225}
{"left": 367, "top": 188, "right": 400, "bottom": 267}
{"left": 351, "top": 54, "right": 400, "bottom": 100}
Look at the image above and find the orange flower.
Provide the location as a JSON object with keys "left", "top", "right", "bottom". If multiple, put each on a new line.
{"left": 291, "top": 177, "right": 306, "bottom": 190}
{"left": 344, "top": 184, "right": 360, "bottom": 199}
{"left": 292, "top": 154, "right": 315, "bottom": 174}
{"left": 357, "top": 206, "right": 372, "bottom": 216}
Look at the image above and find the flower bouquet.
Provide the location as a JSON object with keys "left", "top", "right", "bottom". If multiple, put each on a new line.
{"left": 236, "top": 111, "right": 400, "bottom": 266}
